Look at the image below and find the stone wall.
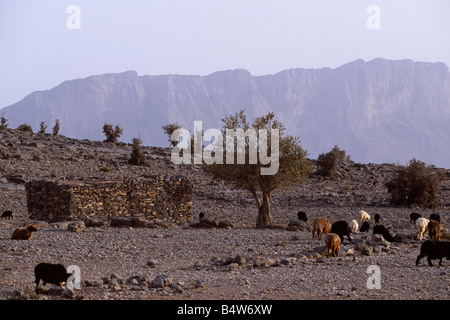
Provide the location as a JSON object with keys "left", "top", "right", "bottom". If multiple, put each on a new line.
{"left": 25, "top": 176, "right": 193, "bottom": 224}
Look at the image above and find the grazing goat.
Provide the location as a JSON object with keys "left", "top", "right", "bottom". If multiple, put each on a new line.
{"left": 325, "top": 233, "right": 341, "bottom": 257}
{"left": 297, "top": 211, "right": 308, "bottom": 222}
{"left": 330, "top": 220, "right": 353, "bottom": 242}
{"left": 373, "top": 225, "right": 397, "bottom": 242}
{"left": 416, "top": 218, "right": 429, "bottom": 240}
{"left": 410, "top": 212, "right": 421, "bottom": 224}
{"left": 312, "top": 217, "right": 331, "bottom": 240}
{"left": 416, "top": 240, "right": 450, "bottom": 266}
{"left": 11, "top": 224, "right": 38, "bottom": 240}
{"left": 428, "top": 220, "right": 441, "bottom": 240}
{"left": 359, "top": 210, "right": 370, "bottom": 222}
{"left": 1, "top": 210, "right": 13, "bottom": 219}
{"left": 374, "top": 213, "right": 380, "bottom": 224}
{"left": 360, "top": 221, "right": 370, "bottom": 233}
{"left": 429, "top": 213, "right": 441, "bottom": 224}
{"left": 34, "top": 263, "right": 71, "bottom": 286}
{"left": 349, "top": 219, "right": 359, "bottom": 233}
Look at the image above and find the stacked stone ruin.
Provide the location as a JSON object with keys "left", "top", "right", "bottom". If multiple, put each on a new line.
{"left": 25, "top": 176, "right": 193, "bottom": 224}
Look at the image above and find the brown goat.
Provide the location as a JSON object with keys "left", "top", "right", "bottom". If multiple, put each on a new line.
{"left": 428, "top": 220, "right": 441, "bottom": 240}
{"left": 325, "top": 233, "right": 341, "bottom": 257}
{"left": 11, "top": 224, "right": 38, "bottom": 240}
{"left": 312, "top": 217, "right": 331, "bottom": 240}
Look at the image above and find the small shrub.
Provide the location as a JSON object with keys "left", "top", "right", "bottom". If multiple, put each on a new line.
{"left": 129, "top": 137, "right": 145, "bottom": 165}
{"left": 316, "top": 145, "right": 346, "bottom": 178}
{"left": 385, "top": 158, "right": 443, "bottom": 209}
{"left": 39, "top": 121, "right": 47, "bottom": 134}
{"left": 103, "top": 123, "right": 123, "bottom": 143}
{"left": 162, "top": 123, "right": 181, "bottom": 147}
{"left": 0, "top": 113, "right": 8, "bottom": 130}
{"left": 52, "top": 119, "right": 60, "bottom": 135}
{"left": 100, "top": 166, "right": 113, "bottom": 172}
{"left": 17, "top": 123, "right": 33, "bottom": 133}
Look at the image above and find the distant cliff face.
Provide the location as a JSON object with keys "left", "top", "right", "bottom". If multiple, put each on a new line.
{"left": 2, "top": 58, "right": 450, "bottom": 167}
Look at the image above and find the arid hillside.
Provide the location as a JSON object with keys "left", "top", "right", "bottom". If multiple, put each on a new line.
{"left": 1, "top": 128, "right": 450, "bottom": 300}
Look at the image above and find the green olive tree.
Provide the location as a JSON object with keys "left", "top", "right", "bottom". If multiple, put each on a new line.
{"left": 204, "top": 110, "right": 312, "bottom": 227}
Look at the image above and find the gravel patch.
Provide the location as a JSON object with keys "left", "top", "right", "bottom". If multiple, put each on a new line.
{"left": 1, "top": 217, "right": 449, "bottom": 300}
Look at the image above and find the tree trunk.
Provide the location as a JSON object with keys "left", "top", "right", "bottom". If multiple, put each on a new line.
{"left": 256, "top": 190, "right": 273, "bottom": 227}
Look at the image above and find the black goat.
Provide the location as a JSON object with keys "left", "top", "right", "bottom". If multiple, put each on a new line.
{"left": 34, "top": 263, "right": 71, "bottom": 286}
{"left": 416, "top": 240, "right": 450, "bottom": 266}
{"left": 360, "top": 221, "right": 370, "bottom": 233}
{"left": 374, "top": 213, "right": 380, "bottom": 224}
{"left": 410, "top": 212, "right": 421, "bottom": 224}
{"left": 373, "top": 225, "right": 398, "bottom": 242}
{"left": 1, "top": 210, "right": 12, "bottom": 219}
{"left": 297, "top": 211, "right": 307, "bottom": 222}
{"left": 330, "top": 220, "right": 352, "bottom": 242}
{"left": 429, "top": 213, "right": 441, "bottom": 224}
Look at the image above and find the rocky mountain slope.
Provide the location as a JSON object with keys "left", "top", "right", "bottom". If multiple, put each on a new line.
{"left": 1, "top": 128, "right": 450, "bottom": 225}
{"left": 2, "top": 58, "right": 450, "bottom": 167}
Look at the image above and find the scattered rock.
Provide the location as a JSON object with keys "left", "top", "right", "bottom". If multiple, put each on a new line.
{"left": 233, "top": 255, "right": 246, "bottom": 265}
{"left": 6, "top": 175, "right": 26, "bottom": 184}
{"left": 85, "top": 218, "right": 104, "bottom": 227}
{"left": 146, "top": 259, "right": 158, "bottom": 268}
{"left": 83, "top": 280, "right": 103, "bottom": 287}
{"left": 354, "top": 243, "right": 373, "bottom": 256}
{"left": 170, "top": 283, "right": 184, "bottom": 293}
{"left": 371, "top": 234, "right": 385, "bottom": 242}
{"left": 67, "top": 221, "right": 85, "bottom": 232}
{"left": 193, "top": 261, "right": 203, "bottom": 270}
{"left": 286, "top": 220, "right": 309, "bottom": 232}
{"left": 351, "top": 238, "right": 366, "bottom": 244}
{"left": 108, "top": 217, "right": 172, "bottom": 229}
{"left": 127, "top": 278, "right": 139, "bottom": 285}
{"left": 344, "top": 248, "right": 355, "bottom": 256}
{"left": 189, "top": 217, "right": 235, "bottom": 229}
{"left": 47, "top": 286, "right": 65, "bottom": 296}
{"left": 310, "top": 245, "right": 327, "bottom": 255}
{"left": 151, "top": 275, "right": 170, "bottom": 288}
{"left": 62, "top": 289, "right": 75, "bottom": 299}
{"left": 11, "top": 289, "right": 24, "bottom": 299}
{"left": 218, "top": 220, "right": 234, "bottom": 229}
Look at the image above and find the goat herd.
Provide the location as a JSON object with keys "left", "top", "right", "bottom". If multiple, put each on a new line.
{"left": 299, "top": 210, "right": 450, "bottom": 267}
{"left": 1, "top": 208, "right": 450, "bottom": 289}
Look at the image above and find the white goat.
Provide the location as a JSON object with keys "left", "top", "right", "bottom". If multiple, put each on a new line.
{"left": 349, "top": 219, "right": 359, "bottom": 233}
{"left": 359, "top": 210, "right": 370, "bottom": 222}
{"left": 416, "top": 218, "right": 429, "bottom": 240}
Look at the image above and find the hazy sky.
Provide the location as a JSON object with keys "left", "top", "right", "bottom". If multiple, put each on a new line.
{"left": 1, "top": 0, "right": 449, "bottom": 108}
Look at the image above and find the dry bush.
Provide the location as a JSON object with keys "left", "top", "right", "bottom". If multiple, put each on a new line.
{"left": 17, "top": 123, "right": 33, "bottom": 133}
{"left": 385, "top": 158, "right": 443, "bottom": 209}
{"left": 162, "top": 123, "right": 181, "bottom": 147}
{"left": 52, "top": 119, "right": 60, "bottom": 135}
{"left": 39, "top": 121, "right": 47, "bottom": 134}
{"left": 316, "top": 145, "right": 346, "bottom": 178}
{"left": 103, "top": 123, "right": 123, "bottom": 143}
{"left": 0, "top": 113, "right": 8, "bottom": 130}
{"left": 129, "top": 137, "right": 145, "bottom": 165}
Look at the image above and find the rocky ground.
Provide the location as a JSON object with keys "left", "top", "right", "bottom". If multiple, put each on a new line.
{"left": 1, "top": 128, "right": 450, "bottom": 301}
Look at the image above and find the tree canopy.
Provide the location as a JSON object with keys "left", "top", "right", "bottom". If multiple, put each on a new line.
{"left": 204, "top": 110, "right": 312, "bottom": 226}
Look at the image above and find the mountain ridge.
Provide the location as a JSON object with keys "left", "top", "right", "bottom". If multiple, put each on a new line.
{"left": 2, "top": 58, "right": 450, "bottom": 167}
